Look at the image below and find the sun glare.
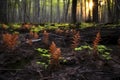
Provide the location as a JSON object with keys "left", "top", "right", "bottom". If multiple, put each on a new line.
{"left": 89, "top": 1, "right": 93, "bottom": 10}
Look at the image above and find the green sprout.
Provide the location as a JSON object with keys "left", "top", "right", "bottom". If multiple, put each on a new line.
{"left": 97, "top": 45, "right": 112, "bottom": 60}
{"left": 75, "top": 45, "right": 93, "bottom": 51}
{"left": 35, "top": 48, "right": 50, "bottom": 69}
{"left": 74, "top": 45, "right": 112, "bottom": 60}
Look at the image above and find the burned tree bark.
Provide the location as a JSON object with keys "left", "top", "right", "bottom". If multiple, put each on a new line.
{"left": 0, "top": 0, "right": 7, "bottom": 23}
{"left": 71, "top": 0, "right": 77, "bottom": 24}
{"left": 92, "top": 0, "right": 98, "bottom": 23}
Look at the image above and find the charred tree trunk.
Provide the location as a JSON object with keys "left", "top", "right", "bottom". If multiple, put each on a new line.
{"left": 57, "top": 0, "right": 60, "bottom": 23}
{"left": 92, "top": 0, "right": 98, "bottom": 23}
{"left": 71, "top": 0, "right": 77, "bottom": 24}
{"left": 50, "top": 0, "right": 53, "bottom": 23}
{"left": 65, "top": 0, "right": 70, "bottom": 22}
{"left": 107, "top": 0, "right": 112, "bottom": 23}
{"left": 0, "top": 0, "right": 7, "bottom": 23}
{"left": 114, "top": 0, "right": 120, "bottom": 23}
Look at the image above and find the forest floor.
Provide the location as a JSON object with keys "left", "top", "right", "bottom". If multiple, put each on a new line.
{"left": 0, "top": 24, "right": 120, "bottom": 80}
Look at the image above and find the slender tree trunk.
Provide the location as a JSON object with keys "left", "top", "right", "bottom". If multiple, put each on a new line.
{"left": 50, "top": 0, "right": 53, "bottom": 23}
{"left": 84, "top": 0, "right": 86, "bottom": 21}
{"left": 114, "top": 0, "right": 120, "bottom": 23}
{"left": 62, "top": 0, "right": 66, "bottom": 22}
{"left": 80, "top": 0, "right": 83, "bottom": 22}
{"left": 57, "top": 0, "right": 60, "bottom": 23}
{"left": 0, "top": 0, "right": 8, "bottom": 23}
{"left": 107, "top": 0, "right": 112, "bottom": 23}
{"left": 71, "top": 0, "right": 77, "bottom": 23}
{"left": 43, "top": 0, "right": 47, "bottom": 22}
{"left": 65, "top": 0, "right": 70, "bottom": 22}
{"left": 92, "top": 0, "right": 98, "bottom": 23}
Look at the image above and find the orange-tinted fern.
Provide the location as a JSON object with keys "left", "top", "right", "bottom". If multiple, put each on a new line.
{"left": 43, "top": 30, "right": 49, "bottom": 45}
{"left": 49, "top": 41, "right": 61, "bottom": 69}
{"left": 71, "top": 31, "right": 80, "bottom": 49}
{"left": 26, "top": 39, "right": 33, "bottom": 45}
{"left": 29, "top": 31, "right": 39, "bottom": 39}
{"left": 2, "top": 33, "right": 19, "bottom": 49}
{"left": 93, "top": 32, "right": 101, "bottom": 56}
{"left": 34, "top": 32, "right": 39, "bottom": 39}
{"left": 2, "top": 24, "right": 7, "bottom": 29}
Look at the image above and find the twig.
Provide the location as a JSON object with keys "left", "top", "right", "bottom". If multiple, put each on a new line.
{"left": 40, "top": 76, "right": 53, "bottom": 80}
{"left": 111, "top": 58, "right": 120, "bottom": 65}
{"left": 0, "top": 69, "right": 24, "bottom": 71}
{"left": 26, "top": 38, "right": 41, "bottom": 43}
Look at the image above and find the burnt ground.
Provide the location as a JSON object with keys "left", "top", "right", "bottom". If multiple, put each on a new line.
{"left": 0, "top": 26, "right": 120, "bottom": 80}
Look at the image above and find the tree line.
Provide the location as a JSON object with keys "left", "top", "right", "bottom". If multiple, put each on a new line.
{"left": 0, "top": 0, "right": 120, "bottom": 24}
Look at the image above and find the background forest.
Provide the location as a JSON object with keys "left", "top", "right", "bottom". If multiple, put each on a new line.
{"left": 0, "top": 0, "right": 120, "bottom": 80}
{"left": 0, "top": 0, "right": 120, "bottom": 24}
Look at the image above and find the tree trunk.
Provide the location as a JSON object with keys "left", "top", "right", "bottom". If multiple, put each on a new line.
{"left": 80, "top": 0, "right": 83, "bottom": 22}
{"left": 0, "top": 0, "right": 7, "bottom": 23}
{"left": 65, "top": 0, "right": 70, "bottom": 22}
{"left": 57, "top": 0, "right": 60, "bottom": 23}
{"left": 92, "top": 0, "right": 98, "bottom": 23}
{"left": 71, "top": 0, "right": 77, "bottom": 23}
{"left": 50, "top": 0, "right": 53, "bottom": 23}
{"left": 107, "top": 0, "right": 112, "bottom": 23}
{"left": 114, "top": 0, "right": 120, "bottom": 23}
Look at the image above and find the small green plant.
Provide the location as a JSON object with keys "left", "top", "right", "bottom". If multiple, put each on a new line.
{"left": 75, "top": 45, "right": 112, "bottom": 60}
{"left": 12, "top": 23, "right": 21, "bottom": 29}
{"left": 97, "top": 45, "right": 112, "bottom": 60}
{"left": 30, "top": 25, "right": 44, "bottom": 33}
{"left": 36, "top": 48, "right": 50, "bottom": 69}
{"left": 75, "top": 45, "right": 93, "bottom": 51}
{"left": 80, "top": 22, "right": 94, "bottom": 29}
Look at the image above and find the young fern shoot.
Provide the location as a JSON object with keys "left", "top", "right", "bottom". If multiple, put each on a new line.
{"left": 93, "top": 31, "right": 101, "bottom": 56}
{"left": 49, "top": 41, "right": 61, "bottom": 69}
{"left": 2, "top": 33, "right": 19, "bottom": 50}
{"left": 43, "top": 30, "right": 49, "bottom": 45}
{"left": 71, "top": 31, "right": 80, "bottom": 49}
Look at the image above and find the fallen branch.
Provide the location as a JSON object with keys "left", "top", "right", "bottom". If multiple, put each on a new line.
{"left": 0, "top": 69, "right": 24, "bottom": 71}
{"left": 26, "top": 38, "right": 41, "bottom": 43}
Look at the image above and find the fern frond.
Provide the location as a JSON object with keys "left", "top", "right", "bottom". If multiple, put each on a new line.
{"left": 29, "top": 31, "right": 39, "bottom": 39}
{"left": 93, "top": 31, "right": 101, "bottom": 56}
{"left": 71, "top": 31, "right": 80, "bottom": 49}
{"left": 49, "top": 41, "right": 57, "bottom": 54}
{"left": 43, "top": 30, "right": 49, "bottom": 45}
{"left": 49, "top": 41, "right": 61, "bottom": 69}
{"left": 34, "top": 32, "right": 39, "bottom": 39}
{"left": 93, "top": 32, "right": 101, "bottom": 49}
{"left": 2, "top": 33, "right": 19, "bottom": 50}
